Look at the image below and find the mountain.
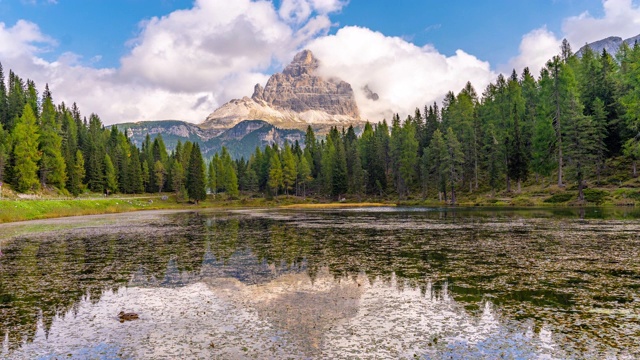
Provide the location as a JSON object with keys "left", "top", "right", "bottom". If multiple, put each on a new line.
{"left": 201, "top": 50, "right": 364, "bottom": 131}
{"left": 577, "top": 34, "right": 640, "bottom": 57}
{"left": 114, "top": 120, "right": 304, "bottom": 160}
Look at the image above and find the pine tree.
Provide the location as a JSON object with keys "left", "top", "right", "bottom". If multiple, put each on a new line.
{"left": 85, "top": 114, "right": 105, "bottom": 192}
{"left": 507, "top": 103, "right": 528, "bottom": 192}
{"left": 0, "top": 62, "right": 8, "bottom": 128}
{"left": 207, "top": 160, "right": 217, "bottom": 195}
{"left": 0, "top": 123, "right": 8, "bottom": 183}
{"left": 268, "top": 152, "right": 283, "bottom": 196}
{"left": 12, "top": 104, "right": 41, "bottom": 192}
{"left": 425, "top": 129, "right": 447, "bottom": 201}
{"left": 442, "top": 127, "right": 464, "bottom": 205}
{"left": 104, "top": 154, "right": 118, "bottom": 194}
{"left": 70, "top": 150, "right": 85, "bottom": 196}
{"left": 127, "top": 146, "right": 144, "bottom": 193}
{"left": 220, "top": 147, "right": 239, "bottom": 197}
{"left": 186, "top": 143, "right": 206, "bottom": 203}
{"left": 297, "top": 154, "right": 312, "bottom": 198}
{"left": 281, "top": 144, "right": 297, "bottom": 195}
{"left": 171, "top": 160, "right": 185, "bottom": 198}
{"left": 7, "top": 71, "right": 25, "bottom": 131}
{"left": 38, "top": 91, "right": 66, "bottom": 189}
{"left": 154, "top": 160, "right": 166, "bottom": 193}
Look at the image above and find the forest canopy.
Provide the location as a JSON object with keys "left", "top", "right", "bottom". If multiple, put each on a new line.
{"left": 0, "top": 39, "right": 639, "bottom": 204}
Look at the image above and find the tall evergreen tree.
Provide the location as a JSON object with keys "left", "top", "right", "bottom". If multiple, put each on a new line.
{"left": 281, "top": 144, "right": 297, "bottom": 195}
{"left": 38, "top": 91, "right": 66, "bottom": 188}
{"left": 268, "top": 152, "right": 283, "bottom": 196}
{"left": 69, "top": 150, "right": 85, "bottom": 196}
{"left": 104, "top": 154, "right": 118, "bottom": 194}
{"left": 186, "top": 143, "right": 206, "bottom": 203}
{"left": 12, "top": 104, "right": 41, "bottom": 192}
{"left": 0, "top": 62, "right": 8, "bottom": 128}
{"left": 442, "top": 127, "right": 464, "bottom": 205}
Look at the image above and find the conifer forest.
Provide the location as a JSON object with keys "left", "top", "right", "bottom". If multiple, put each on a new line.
{"left": 1, "top": 40, "right": 639, "bottom": 204}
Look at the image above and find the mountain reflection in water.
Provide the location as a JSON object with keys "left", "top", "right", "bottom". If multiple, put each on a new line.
{"left": 1, "top": 208, "right": 639, "bottom": 359}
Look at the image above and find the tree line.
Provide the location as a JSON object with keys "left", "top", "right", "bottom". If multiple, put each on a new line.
{"left": 1, "top": 39, "right": 639, "bottom": 203}
{"left": 232, "top": 40, "right": 640, "bottom": 203}
{"left": 0, "top": 64, "right": 219, "bottom": 203}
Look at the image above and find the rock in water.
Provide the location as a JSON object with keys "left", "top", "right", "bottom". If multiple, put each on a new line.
{"left": 202, "top": 50, "right": 362, "bottom": 131}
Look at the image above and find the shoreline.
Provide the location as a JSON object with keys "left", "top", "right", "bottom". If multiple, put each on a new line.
{"left": 0, "top": 193, "right": 637, "bottom": 225}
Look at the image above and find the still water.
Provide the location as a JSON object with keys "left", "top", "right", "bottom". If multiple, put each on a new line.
{"left": 0, "top": 207, "right": 639, "bottom": 359}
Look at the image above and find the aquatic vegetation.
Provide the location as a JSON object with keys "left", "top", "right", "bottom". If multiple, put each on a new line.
{"left": 0, "top": 208, "right": 639, "bottom": 358}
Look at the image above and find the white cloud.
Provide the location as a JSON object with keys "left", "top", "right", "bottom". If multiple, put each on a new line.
{"left": 563, "top": 0, "right": 640, "bottom": 47}
{"left": 505, "top": 27, "right": 561, "bottom": 76}
{"left": 0, "top": 0, "right": 333, "bottom": 124}
{"left": 18, "top": 0, "right": 640, "bottom": 126}
{"left": 508, "top": 0, "right": 640, "bottom": 77}
{"left": 308, "top": 26, "right": 495, "bottom": 122}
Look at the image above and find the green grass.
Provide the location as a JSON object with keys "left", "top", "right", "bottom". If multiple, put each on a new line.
{"left": 0, "top": 197, "right": 184, "bottom": 223}
{"left": 2, "top": 178, "right": 639, "bottom": 224}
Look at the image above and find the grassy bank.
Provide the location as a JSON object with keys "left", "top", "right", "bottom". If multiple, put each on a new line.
{"left": 0, "top": 197, "right": 190, "bottom": 223}
{"left": 1, "top": 179, "right": 639, "bottom": 224}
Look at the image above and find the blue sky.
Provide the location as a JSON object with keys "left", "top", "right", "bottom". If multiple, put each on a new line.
{"left": 0, "top": 0, "right": 637, "bottom": 124}
{"left": 1, "top": 0, "right": 604, "bottom": 68}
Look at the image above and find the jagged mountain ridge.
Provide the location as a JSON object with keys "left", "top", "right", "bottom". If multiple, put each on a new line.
{"left": 114, "top": 120, "right": 304, "bottom": 160}
{"left": 201, "top": 50, "right": 364, "bottom": 131}
{"left": 577, "top": 34, "right": 640, "bottom": 56}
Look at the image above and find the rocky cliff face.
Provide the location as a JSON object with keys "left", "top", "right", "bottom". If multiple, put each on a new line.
{"left": 202, "top": 50, "right": 362, "bottom": 131}
{"left": 577, "top": 34, "right": 640, "bottom": 57}
{"left": 114, "top": 120, "right": 304, "bottom": 160}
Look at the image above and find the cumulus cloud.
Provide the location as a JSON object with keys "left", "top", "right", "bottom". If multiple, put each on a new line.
{"left": 17, "top": 0, "right": 640, "bottom": 126}
{"left": 308, "top": 26, "right": 495, "bottom": 122}
{"left": 0, "top": 0, "right": 335, "bottom": 124}
{"left": 563, "top": 0, "right": 640, "bottom": 47}
{"left": 505, "top": 27, "right": 561, "bottom": 76}
{"left": 508, "top": 0, "right": 640, "bottom": 77}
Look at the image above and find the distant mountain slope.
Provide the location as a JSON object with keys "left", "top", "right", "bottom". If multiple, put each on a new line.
{"left": 113, "top": 120, "right": 304, "bottom": 160}
{"left": 577, "top": 34, "right": 640, "bottom": 56}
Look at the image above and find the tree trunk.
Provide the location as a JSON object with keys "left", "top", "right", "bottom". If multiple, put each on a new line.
{"left": 506, "top": 174, "right": 511, "bottom": 193}
{"left": 558, "top": 144, "right": 564, "bottom": 187}
{"left": 450, "top": 182, "right": 456, "bottom": 205}
{"left": 577, "top": 162, "right": 584, "bottom": 201}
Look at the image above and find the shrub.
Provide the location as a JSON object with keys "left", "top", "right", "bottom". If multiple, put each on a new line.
{"left": 583, "top": 189, "right": 608, "bottom": 204}
{"left": 543, "top": 193, "right": 574, "bottom": 203}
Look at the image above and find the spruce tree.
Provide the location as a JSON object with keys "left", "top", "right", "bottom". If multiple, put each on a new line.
{"left": 154, "top": 160, "right": 166, "bottom": 193}
{"left": 0, "top": 123, "right": 8, "bottom": 183}
{"left": 0, "top": 62, "right": 7, "bottom": 127}
{"left": 69, "top": 150, "right": 85, "bottom": 196}
{"left": 38, "top": 91, "right": 66, "bottom": 189}
{"left": 12, "top": 104, "right": 41, "bottom": 192}
{"left": 281, "top": 144, "right": 297, "bottom": 195}
{"left": 442, "top": 127, "right": 464, "bottom": 205}
{"left": 104, "top": 154, "right": 118, "bottom": 194}
{"left": 186, "top": 143, "right": 206, "bottom": 203}
{"left": 268, "top": 152, "right": 283, "bottom": 196}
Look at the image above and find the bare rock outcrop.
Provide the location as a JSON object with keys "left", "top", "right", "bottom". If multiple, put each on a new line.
{"left": 202, "top": 50, "right": 362, "bottom": 131}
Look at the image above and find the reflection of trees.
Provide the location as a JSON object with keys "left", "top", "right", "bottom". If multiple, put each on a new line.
{"left": 0, "top": 225, "right": 207, "bottom": 350}
{"left": 3, "top": 211, "right": 639, "bottom": 354}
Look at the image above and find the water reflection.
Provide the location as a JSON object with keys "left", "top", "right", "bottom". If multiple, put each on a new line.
{"left": 0, "top": 208, "right": 639, "bottom": 358}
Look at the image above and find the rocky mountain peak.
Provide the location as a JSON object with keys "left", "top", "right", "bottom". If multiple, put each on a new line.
{"left": 203, "top": 49, "right": 362, "bottom": 131}
{"left": 282, "top": 49, "right": 319, "bottom": 77}
{"left": 577, "top": 33, "right": 640, "bottom": 57}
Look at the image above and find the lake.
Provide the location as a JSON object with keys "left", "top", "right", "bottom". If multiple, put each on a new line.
{"left": 1, "top": 207, "right": 639, "bottom": 359}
